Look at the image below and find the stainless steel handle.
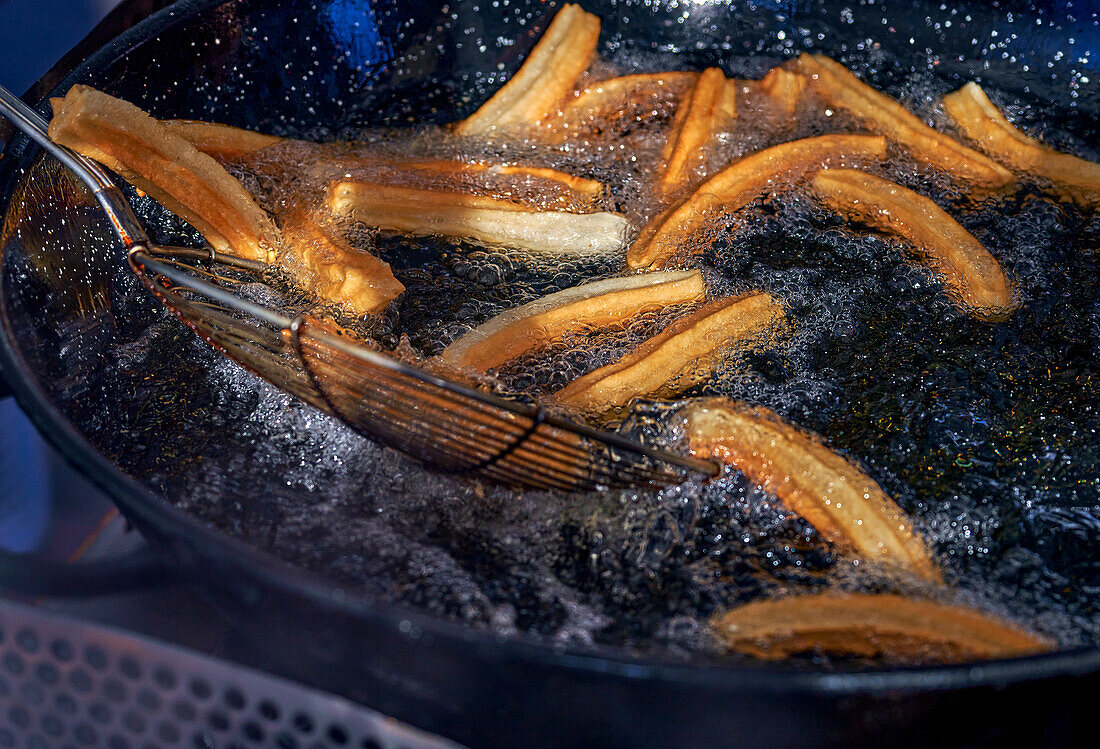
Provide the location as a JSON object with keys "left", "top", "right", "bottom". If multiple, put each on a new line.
{"left": 0, "top": 83, "right": 151, "bottom": 250}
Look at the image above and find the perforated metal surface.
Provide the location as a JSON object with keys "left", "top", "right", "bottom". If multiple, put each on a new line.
{"left": 0, "top": 599, "right": 462, "bottom": 749}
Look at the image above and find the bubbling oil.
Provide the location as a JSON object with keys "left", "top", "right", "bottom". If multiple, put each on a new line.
{"left": 168, "top": 45, "right": 1100, "bottom": 663}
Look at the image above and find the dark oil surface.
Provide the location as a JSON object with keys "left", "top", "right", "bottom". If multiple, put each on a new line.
{"left": 159, "top": 40, "right": 1100, "bottom": 664}
{"left": 14, "top": 6, "right": 1095, "bottom": 665}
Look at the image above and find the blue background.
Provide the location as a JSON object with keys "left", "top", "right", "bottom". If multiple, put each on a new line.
{"left": 0, "top": 0, "right": 122, "bottom": 552}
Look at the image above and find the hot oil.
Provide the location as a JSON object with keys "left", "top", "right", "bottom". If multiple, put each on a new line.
{"left": 174, "top": 44, "right": 1100, "bottom": 662}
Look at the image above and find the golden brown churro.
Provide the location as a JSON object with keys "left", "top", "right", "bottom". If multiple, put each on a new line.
{"left": 811, "top": 169, "right": 1016, "bottom": 320}
{"left": 682, "top": 398, "right": 940, "bottom": 581}
{"left": 711, "top": 593, "right": 1053, "bottom": 662}
{"left": 326, "top": 181, "right": 628, "bottom": 254}
{"left": 313, "top": 154, "right": 605, "bottom": 211}
{"left": 548, "top": 71, "right": 699, "bottom": 137}
{"left": 627, "top": 133, "right": 888, "bottom": 269}
{"left": 795, "top": 54, "right": 1013, "bottom": 189}
{"left": 455, "top": 4, "right": 601, "bottom": 136}
{"left": 655, "top": 67, "right": 738, "bottom": 200}
{"left": 49, "top": 85, "right": 280, "bottom": 263}
{"left": 440, "top": 270, "right": 706, "bottom": 371}
{"left": 278, "top": 207, "right": 405, "bottom": 316}
{"left": 759, "top": 66, "right": 807, "bottom": 119}
{"left": 490, "top": 164, "right": 604, "bottom": 199}
{"left": 163, "top": 119, "right": 283, "bottom": 160}
{"left": 943, "top": 82, "right": 1100, "bottom": 209}
{"left": 552, "top": 293, "right": 786, "bottom": 414}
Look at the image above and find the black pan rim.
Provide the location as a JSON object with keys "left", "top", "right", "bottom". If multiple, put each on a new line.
{"left": 2, "top": 0, "right": 1098, "bottom": 695}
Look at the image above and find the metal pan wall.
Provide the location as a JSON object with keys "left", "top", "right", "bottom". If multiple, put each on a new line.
{"left": 1, "top": 0, "right": 1098, "bottom": 745}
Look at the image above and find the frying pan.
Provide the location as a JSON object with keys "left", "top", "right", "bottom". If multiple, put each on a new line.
{"left": 1, "top": 0, "right": 1099, "bottom": 746}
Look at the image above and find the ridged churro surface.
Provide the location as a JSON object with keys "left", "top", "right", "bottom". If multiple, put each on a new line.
{"left": 456, "top": 4, "right": 600, "bottom": 135}
{"left": 711, "top": 593, "right": 1052, "bottom": 662}
{"left": 442, "top": 270, "right": 705, "bottom": 371}
{"left": 50, "top": 85, "right": 280, "bottom": 262}
{"left": 684, "top": 398, "right": 940, "bottom": 581}
{"left": 943, "top": 82, "right": 1100, "bottom": 208}
{"left": 795, "top": 54, "right": 1014, "bottom": 190}
{"left": 628, "top": 134, "right": 888, "bottom": 268}
{"left": 553, "top": 293, "right": 786, "bottom": 414}
{"left": 811, "top": 169, "right": 1017, "bottom": 320}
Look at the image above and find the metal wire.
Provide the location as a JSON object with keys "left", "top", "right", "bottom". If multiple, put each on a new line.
{"left": 129, "top": 251, "right": 720, "bottom": 491}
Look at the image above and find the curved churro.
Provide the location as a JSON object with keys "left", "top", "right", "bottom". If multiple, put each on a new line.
{"left": 326, "top": 181, "right": 628, "bottom": 255}
{"left": 627, "top": 133, "right": 888, "bottom": 269}
{"left": 278, "top": 207, "right": 404, "bottom": 317}
{"left": 943, "top": 82, "right": 1100, "bottom": 209}
{"left": 811, "top": 169, "right": 1016, "bottom": 320}
{"left": 711, "top": 593, "right": 1053, "bottom": 662}
{"left": 49, "top": 85, "right": 280, "bottom": 263}
{"left": 655, "top": 68, "right": 737, "bottom": 200}
{"left": 455, "top": 4, "right": 600, "bottom": 136}
{"left": 682, "top": 398, "right": 939, "bottom": 581}
{"left": 795, "top": 54, "right": 1013, "bottom": 190}
{"left": 441, "top": 270, "right": 706, "bottom": 371}
{"left": 552, "top": 293, "right": 785, "bottom": 414}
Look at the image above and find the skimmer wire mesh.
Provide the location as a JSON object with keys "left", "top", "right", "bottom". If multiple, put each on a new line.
{"left": 129, "top": 251, "right": 718, "bottom": 492}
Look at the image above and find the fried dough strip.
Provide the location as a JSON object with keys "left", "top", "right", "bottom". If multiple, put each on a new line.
{"left": 682, "top": 398, "right": 940, "bottom": 580}
{"left": 165, "top": 117, "right": 605, "bottom": 204}
{"left": 441, "top": 270, "right": 706, "bottom": 371}
{"left": 943, "top": 82, "right": 1100, "bottom": 209}
{"left": 711, "top": 593, "right": 1053, "bottom": 662}
{"left": 326, "top": 181, "right": 628, "bottom": 254}
{"left": 759, "top": 67, "right": 806, "bottom": 119}
{"left": 811, "top": 169, "right": 1016, "bottom": 320}
{"left": 489, "top": 164, "right": 604, "bottom": 200}
{"left": 627, "top": 134, "right": 888, "bottom": 269}
{"left": 548, "top": 71, "right": 699, "bottom": 136}
{"left": 795, "top": 54, "right": 1013, "bottom": 189}
{"left": 655, "top": 68, "right": 738, "bottom": 200}
{"left": 49, "top": 85, "right": 279, "bottom": 262}
{"left": 319, "top": 154, "right": 606, "bottom": 210}
{"left": 163, "top": 119, "right": 283, "bottom": 160}
{"left": 278, "top": 208, "right": 404, "bottom": 316}
{"left": 455, "top": 4, "right": 601, "bottom": 135}
{"left": 552, "top": 293, "right": 786, "bottom": 414}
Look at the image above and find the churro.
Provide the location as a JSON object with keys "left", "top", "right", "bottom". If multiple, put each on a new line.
{"left": 795, "top": 54, "right": 1013, "bottom": 189}
{"left": 759, "top": 66, "right": 806, "bottom": 120}
{"left": 326, "top": 181, "right": 628, "bottom": 254}
{"left": 441, "top": 270, "right": 706, "bottom": 372}
{"left": 278, "top": 207, "right": 405, "bottom": 316}
{"left": 943, "top": 82, "right": 1100, "bottom": 209}
{"left": 655, "top": 67, "right": 738, "bottom": 200}
{"left": 547, "top": 71, "right": 699, "bottom": 138}
{"left": 811, "top": 169, "right": 1016, "bottom": 320}
{"left": 711, "top": 593, "right": 1052, "bottom": 662}
{"left": 163, "top": 119, "right": 283, "bottom": 160}
{"left": 682, "top": 398, "right": 939, "bottom": 580}
{"left": 490, "top": 164, "right": 604, "bottom": 200}
{"left": 455, "top": 4, "right": 600, "bottom": 136}
{"left": 627, "top": 133, "right": 888, "bottom": 269}
{"left": 49, "top": 85, "right": 279, "bottom": 262}
{"left": 306, "top": 153, "right": 605, "bottom": 212}
{"left": 552, "top": 293, "right": 785, "bottom": 414}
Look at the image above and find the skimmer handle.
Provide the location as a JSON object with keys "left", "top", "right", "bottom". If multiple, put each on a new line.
{"left": 0, "top": 83, "right": 150, "bottom": 250}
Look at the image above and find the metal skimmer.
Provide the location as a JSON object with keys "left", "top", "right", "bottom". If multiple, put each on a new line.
{"left": 0, "top": 84, "right": 720, "bottom": 492}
